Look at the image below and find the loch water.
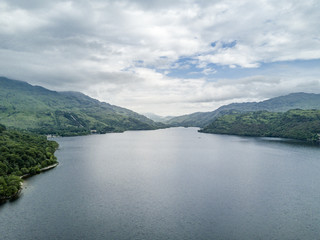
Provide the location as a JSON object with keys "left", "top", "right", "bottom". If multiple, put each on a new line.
{"left": 1, "top": 127, "right": 320, "bottom": 239}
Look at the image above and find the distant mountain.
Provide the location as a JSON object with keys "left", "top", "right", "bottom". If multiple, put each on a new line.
{"left": 167, "top": 92, "right": 320, "bottom": 127}
{"left": 143, "top": 113, "right": 175, "bottom": 123}
{"left": 199, "top": 109, "right": 320, "bottom": 142}
{"left": 0, "top": 77, "right": 164, "bottom": 136}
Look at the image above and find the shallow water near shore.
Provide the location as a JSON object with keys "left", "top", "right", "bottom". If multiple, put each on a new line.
{"left": 1, "top": 127, "right": 320, "bottom": 239}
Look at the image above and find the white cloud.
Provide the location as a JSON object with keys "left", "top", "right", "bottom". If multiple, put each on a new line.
{"left": 0, "top": 0, "right": 319, "bottom": 115}
{"left": 84, "top": 68, "right": 320, "bottom": 115}
{"left": 0, "top": 2, "right": 47, "bottom": 34}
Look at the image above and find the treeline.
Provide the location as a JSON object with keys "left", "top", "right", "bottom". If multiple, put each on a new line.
{"left": 199, "top": 109, "right": 320, "bottom": 142}
{"left": 0, "top": 124, "right": 58, "bottom": 200}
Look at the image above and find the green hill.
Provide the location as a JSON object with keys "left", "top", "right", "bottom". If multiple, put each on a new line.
{"left": 0, "top": 77, "right": 164, "bottom": 136}
{"left": 167, "top": 93, "right": 320, "bottom": 127}
{"left": 199, "top": 109, "right": 320, "bottom": 142}
{"left": 0, "top": 124, "right": 59, "bottom": 200}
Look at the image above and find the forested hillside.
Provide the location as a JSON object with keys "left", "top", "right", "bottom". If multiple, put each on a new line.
{"left": 0, "top": 124, "right": 58, "bottom": 200}
{"left": 199, "top": 109, "right": 320, "bottom": 142}
{"left": 167, "top": 93, "right": 320, "bottom": 127}
{"left": 0, "top": 77, "right": 164, "bottom": 136}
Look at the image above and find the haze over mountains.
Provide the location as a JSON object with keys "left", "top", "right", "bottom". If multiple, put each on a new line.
{"left": 143, "top": 113, "right": 175, "bottom": 123}
{"left": 0, "top": 77, "right": 163, "bottom": 136}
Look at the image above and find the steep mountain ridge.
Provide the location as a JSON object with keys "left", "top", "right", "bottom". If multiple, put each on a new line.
{"left": 0, "top": 77, "right": 163, "bottom": 135}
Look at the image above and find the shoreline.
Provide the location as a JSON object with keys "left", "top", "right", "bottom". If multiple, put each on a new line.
{"left": 0, "top": 163, "right": 59, "bottom": 202}
{"left": 21, "top": 162, "right": 59, "bottom": 179}
{"left": 199, "top": 129, "right": 320, "bottom": 143}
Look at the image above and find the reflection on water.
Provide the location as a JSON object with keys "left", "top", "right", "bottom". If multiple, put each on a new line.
{"left": 1, "top": 128, "right": 320, "bottom": 240}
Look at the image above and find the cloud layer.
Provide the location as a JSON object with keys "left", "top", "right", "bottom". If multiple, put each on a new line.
{"left": 0, "top": 0, "right": 319, "bottom": 115}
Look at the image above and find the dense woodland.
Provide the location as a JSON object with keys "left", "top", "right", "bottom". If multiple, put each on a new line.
{"left": 0, "top": 124, "right": 58, "bottom": 200}
{"left": 200, "top": 109, "right": 320, "bottom": 142}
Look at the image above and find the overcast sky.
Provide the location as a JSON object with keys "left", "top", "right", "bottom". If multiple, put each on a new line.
{"left": 1, "top": 0, "right": 320, "bottom": 116}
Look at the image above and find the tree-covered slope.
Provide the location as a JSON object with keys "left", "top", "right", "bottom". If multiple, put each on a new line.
{"left": 167, "top": 93, "right": 320, "bottom": 127}
{"left": 0, "top": 77, "right": 164, "bottom": 135}
{"left": 0, "top": 124, "right": 58, "bottom": 200}
{"left": 199, "top": 109, "right": 320, "bottom": 142}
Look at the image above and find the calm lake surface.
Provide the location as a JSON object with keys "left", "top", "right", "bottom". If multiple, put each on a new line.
{"left": 1, "top": 127, "right": 320, "bottom": 239}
